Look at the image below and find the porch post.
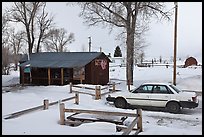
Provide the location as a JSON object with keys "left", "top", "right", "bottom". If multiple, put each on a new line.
{"left": 61, "top": 68, "right": 64, "bottom": 85}
{"left": 21, "top": 67, "right": 24, "bottom": 86}
{"left": 48, "top": 68, "right": 51, "bottom": 85}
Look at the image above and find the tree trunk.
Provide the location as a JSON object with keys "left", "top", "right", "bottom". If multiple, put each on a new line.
{"left": 36, "top": 32, "right": 43, "bottom": 53}
{"left": 126, "top": 3, "right": 135, "bottom": 85}
{"left": 26, "top": 25, "right": 33, "bottom": 54}
{"left": 126, "top": 29, "right": 134, "bottom": 85}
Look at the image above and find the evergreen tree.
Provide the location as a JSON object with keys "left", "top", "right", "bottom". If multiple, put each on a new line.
{"left": 114, "top": 46, "right": 122, "bottom": 57}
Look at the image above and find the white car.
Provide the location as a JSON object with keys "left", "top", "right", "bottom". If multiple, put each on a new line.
{"left": 106, "top": 82, "right": 199, "bottom": 113}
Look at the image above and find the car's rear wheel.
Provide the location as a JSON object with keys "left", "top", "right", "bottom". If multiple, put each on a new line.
{"left": 114, "top": 97, "right": 127, "bottom": 109}
{"left": 166, "top": 102, "right": 180, "bottom": 113}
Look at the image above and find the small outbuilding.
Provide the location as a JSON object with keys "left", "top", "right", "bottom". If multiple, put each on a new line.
{"left": 184, "top": 56, "right": 198, "bottom": 68}
{"left": 19, "top": 52, "right": 110, "bottom": 86}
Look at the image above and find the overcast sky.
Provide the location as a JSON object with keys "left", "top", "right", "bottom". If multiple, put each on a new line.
{"left": 2, "top": 2, "right": 202, "bottom": 61}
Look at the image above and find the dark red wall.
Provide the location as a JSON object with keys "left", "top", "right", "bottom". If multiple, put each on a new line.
{"left": 184, "top": 57, "right": 198, "bottom": 67}
{"left": 85, "top": 55, "right": 109, "bottom": 85}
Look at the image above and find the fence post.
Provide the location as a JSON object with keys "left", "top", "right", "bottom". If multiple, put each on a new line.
{"left": 70, "top": 82, "right": 72, "bottom": 93}
{"left": 75, "top": 93, "right": 79, "bottom": 105}
{"left": 137, "top": 109, "right": 143, "bottom": 132}
{"left": 95, "top": 85, "right": 101, "bottom": 100}
{"left": 58, "top": 100, "right": 61, "bottom": 108}
{"left": 60, "top": 103, "right": 65, "bottom": 125}
{"left": 112, "top": 82, "right": 116, "bottom": 92}
{"left": 43, "top": 99, "right": 49, "bottom": 110}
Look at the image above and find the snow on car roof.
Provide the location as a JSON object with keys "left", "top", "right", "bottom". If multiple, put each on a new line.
{"left": 141, "top": 82, "right": 172, "bottom": 85}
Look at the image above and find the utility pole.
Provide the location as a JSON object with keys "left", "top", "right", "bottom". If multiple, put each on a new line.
{"left": 173, "top": 2, "right": 178, "bottom": 85}
{"left": 88, "top": 37, "right": 91, "bottom": 52}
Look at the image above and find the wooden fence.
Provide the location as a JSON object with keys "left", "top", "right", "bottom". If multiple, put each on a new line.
{"left": 70, "top": 82, "right": 119, "bottom": 100}
{"left": 59, "top": 103, "right": 143, "bottom": 135}
{"left": 4, "top": 94, "right": 79, "bottom": 120}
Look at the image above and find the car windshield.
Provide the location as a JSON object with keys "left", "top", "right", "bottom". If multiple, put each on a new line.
{"left": 130, "top": 88, "right": 137, "bottom": 93}
{"left": 169, "top": 84, "right": 182, "bottom": 93}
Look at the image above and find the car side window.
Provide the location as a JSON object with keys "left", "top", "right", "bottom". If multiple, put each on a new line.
{"left": 153, "top": 85, "right": 169, "bottom": 94}
{"left": 134, "top": 85, "right": 153, "bottom": 93}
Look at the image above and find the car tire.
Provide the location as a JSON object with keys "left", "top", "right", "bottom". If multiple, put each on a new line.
{"left": 166, "top": 102, "right": 180, "bottom": 113}
{"left": 114, "top": 97, "right": 127, "bottom": 109}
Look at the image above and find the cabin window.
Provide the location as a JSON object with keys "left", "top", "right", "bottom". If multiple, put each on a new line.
{"left": 24, "top": 67, "right": 31, "bottom": 73}
{"left": 51, "top": 69, "right": 60, "bottom": 79}
{"left": 73, "top": 67, "right": 85, "bottom": 80}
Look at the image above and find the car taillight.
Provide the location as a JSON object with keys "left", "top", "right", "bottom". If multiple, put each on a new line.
{"left": 192, "top": 96, "right": 197, "bottom": 102}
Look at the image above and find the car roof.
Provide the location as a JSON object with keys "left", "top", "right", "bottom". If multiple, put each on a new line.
{"left": 141, "top": 82, "right": 172, "bottom": 86}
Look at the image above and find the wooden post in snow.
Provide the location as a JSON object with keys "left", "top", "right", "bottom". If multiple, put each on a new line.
{"left": 70, "top": 82, "right": 72, "bottom": 93}
{"left": 112, "top": 82, "right": 116, "bottom": 92}
{"left": 75, "top": 93, "right": 79, "bottom": 104}
{"left": 137, "top": 109, "right": 143, "bottom": 132}
{"left": 60, "top": 103, "right": 65, "bottom": 125}
{"left": 43, "top": 99, "right": 49, "bottom": 110}
{"left": 95, "top": 85, "right": 101, "bottom": 100}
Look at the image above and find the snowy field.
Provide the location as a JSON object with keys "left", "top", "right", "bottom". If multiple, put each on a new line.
{"left": 2, "top": 65, "right": 202, "bottom": 135}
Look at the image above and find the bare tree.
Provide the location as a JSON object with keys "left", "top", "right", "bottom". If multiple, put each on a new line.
{"left": 9, "top": 29, "right": 26, "bottom": 71}
{"left": 159, "top": 55, "right": 162, "bottom": 63}
{"left": 77, "top": 2, "right": 172, "bottom": 84}
{"left": 6, "top": 2, "right": 54, "bottom": 54}
{"left": 134, "top": 34, "right": 148, "bottom": 65}
{"left": 44, "top": 28, "right": 75, "bottom": 52}
{"left": 139, "top": 51, "right": 145, "bottom": 64}
{"left": 2, "top": 46, "right": 11, "bottom": 75}
{"left": 36, "top": 3, "right": 54, "bottom": 53}
{"left": 2, "top": 13, "right": 10, "bottom": 46}
{"left": 2, "top": 13, "right": 11, "bottom": 75}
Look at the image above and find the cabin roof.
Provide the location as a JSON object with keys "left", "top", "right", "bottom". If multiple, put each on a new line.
{"left": 19, "top": 52, "right": 110, "bottom": 68}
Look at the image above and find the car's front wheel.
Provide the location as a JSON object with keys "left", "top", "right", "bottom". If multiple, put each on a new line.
{"left": 114, "top": 97, "right": 127, "bottom": 109}
{"left": 166, "top": 102, "right": 180, "bottom": 113}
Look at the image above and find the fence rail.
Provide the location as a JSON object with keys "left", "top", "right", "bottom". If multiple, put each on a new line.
{"left": 122, "top": 109, "right": 143, "bottom": 135}
{"left": 59, "top": 103, "right": 143, "bottom": 135}
{"left": 4, "top": 94, "right": 78, "bottom": 120}
{"left": 70, "top": 82, "right": 118, "bottom": 100}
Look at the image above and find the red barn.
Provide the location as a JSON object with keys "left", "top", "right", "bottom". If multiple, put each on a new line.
{"left": 184, "top": 56, "right": 198, "bottom": 68}
{"left": 19, "top": 52, "right": 110, "bottom": 86}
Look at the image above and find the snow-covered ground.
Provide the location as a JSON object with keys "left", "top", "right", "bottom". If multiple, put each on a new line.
{"left": 2, "top": 65, "right": 202, "bottom": 135}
